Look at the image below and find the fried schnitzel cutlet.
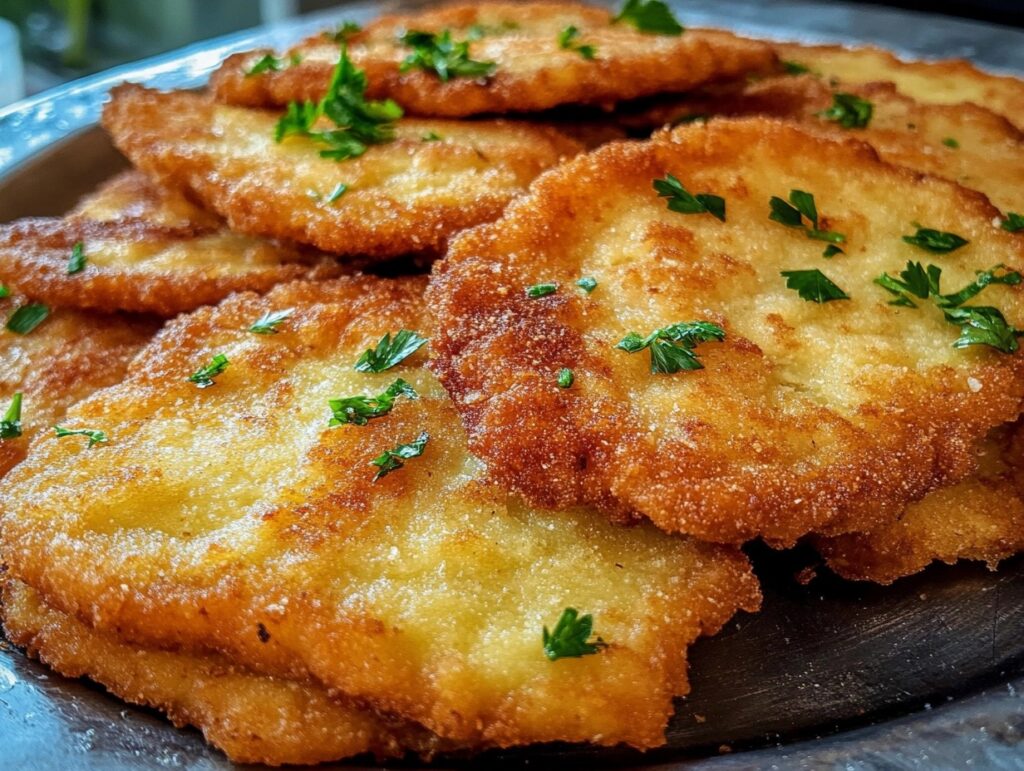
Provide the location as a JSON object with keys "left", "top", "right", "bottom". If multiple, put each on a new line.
{"left": 0, "top": 293, "right": 157, "bottom": 478}
{"left": 0, "top": 171, "right": 344, "bottom": 317}
{"left": 103, "top": 85, "right": 583, "bottom": 259}
{"left": 815, "top": 422, "right": 1024, "bottom": 585}
{"left": 0, "top": 275, "right": 759, "bottom": 751}
{"left": 1, "top": 580, "right": 445, "bottom": 766}
{"left": 622, "top": 76, "right": 1024, "bottom": 218}
{"left": 211, "top": 2, "right": 776, "bottom": 117}
{"left": 775, "top": 42, "right": 1024, "bottom": 129}
{"left": 428, "top": 118, "right": 1024, "bottom": 545}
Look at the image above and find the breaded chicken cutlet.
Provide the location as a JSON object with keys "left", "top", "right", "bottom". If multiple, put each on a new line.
{"left": 103, "top": 85, "right": 583, "bottom": 259}
{"left": 776, "top": 42, "right": 1024, "bottom": 129}
{"left": 428, "top": 118, "right": 1024, "bottom": 546}
{"left": 0, "top": 293, "right": 157, "bottom": 477}
{"left": 0, "top": 275, "right": 760, "bottom": 755}
{"left": 0, "top": 171, "right": 344, "bottom": 317}
{"left": 211, "top": 2, "right": 776, "bottom": 117}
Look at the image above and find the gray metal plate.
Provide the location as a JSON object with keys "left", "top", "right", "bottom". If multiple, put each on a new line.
{"left": 1, "top": 1, "right": 1024, "bottom": 768}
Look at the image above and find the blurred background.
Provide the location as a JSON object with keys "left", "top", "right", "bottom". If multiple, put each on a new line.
{"left": 0, "top": 0, "right": 1020, "bottom": 108}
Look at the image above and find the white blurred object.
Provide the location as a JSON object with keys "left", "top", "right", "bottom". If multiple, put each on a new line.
{"left": 0, "top": 19, "right": 26, "bottom": 108}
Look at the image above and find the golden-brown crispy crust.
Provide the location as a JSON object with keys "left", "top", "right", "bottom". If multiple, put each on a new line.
{"left": 211, "top": 3, "right": 776, "bottom": 117}
{"left": 1, "top": 580, "right": 444, "bottom": 766}
{"left": 102, "top": 85, "right": 582, "bottom": 259}
{"left": 1, "top": 274, "right": 759, "bottom": 750}
{"left": 622, "top": 75, "right": 1024, "bottom": 215}
{"left": 0, "top": 293, "right": 158, "bottom": 477}
{"left": 69, "top": 169, "right": 223, "bottom": 230}
{"left": 814, "top": 422, "right": 1024, "bottom": 584}
{"left": 775, "top": 42, "right": 1024, "bottom": 129}
{"left": 428, "top": 118, "right": 1024, "bottom": 545}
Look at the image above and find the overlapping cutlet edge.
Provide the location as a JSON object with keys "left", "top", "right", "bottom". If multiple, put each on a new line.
{"left": 68, "top": 169, "right": 223, "bottom": 230}
{"left": 101, "top": 84, "right": 584, "bottom": 259}
{"left": 1, "top": 580, "right": 446, "bottom": 766}
{"left": 211, "top": 2, "right": 777, "bottom": 117}
{"left": 427, "top": 116, "right": 1024, "bottom": 546}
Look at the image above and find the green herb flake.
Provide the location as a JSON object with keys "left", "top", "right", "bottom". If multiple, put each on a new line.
{"left": 399, "top": 29, "right": 496, "bottom": 82}
{"left": 782, "top": 60, "right": 811, "bottom": 75}
{"left": 557, "top": 368, "right": 574, "bottom": 388}
{"left": 0, "top": 392, "right": 22, "bottom": 440}
{"left": 354, "top": 329, "right": 428, "bottom": 373}
{"left": 527, "top": 282, "right": 558, "bottom": 298}
{"left": 558, "top": 25, "right": 596, "bottom": 59}
{"left": 576, "top": 276, "right": 598, "bottom": 293}
{"left": 371, "top": 430, "right": 429, "bottom": 480}
{"left": 616, "top": 321, "right": 725, "bottom": 374}
{"left": 249, "top": 308, "right": 295, "bottom": 335}
{"left": 822, "top": 244, "right": 843, "bottom": 258}
{"left": 944, "top": 306, "right": 1019, "bottom": 353}
{"left": 613, "top": 0, "right": 684, "bottom": 35}
{"left": 769, "top": 189, "right": 846, "bottom": 250}
{"left": 780, "top": 269, "right": 850, "bottom": 303}
{"left": 53, "top": 425, "right": 107, "bottom": 448}
{"left": 902, "top": 227, "right": 969, "bottom": 254}
{"left": 188, "top": 353, "right": 230, "bottom": 389}
{"left": 542, "top": 607, "right": 608, "bottom": 661}
{"left": 421, "top": 131, "right": 443, "bottom": 142}
{"left": 6, "top": 304, "right": 49, "bottom": 335}
{"left": 942, "top": 137, "right": 960, "bottom": 149}
{"left": 329, "top": 378, "right": 418, "bottom": 426}
{"left": 326, "top": 21, "right": 361, "bottom": 43}
{"left": 245, "top": 53, "right": 287, "bottom": 77}
{"left": 67, "top": 241, "right": 87, "bottom": 274}
{"left": 819, "top": 92, "right": 873, "bottom": 129}
{"left": 0, "top": 285, "right": 9, "bottom": 299}
{"left": 325, "top": 182, "right": 349, "bottom": 203}
{"left": 654, "top": 173, "right": 725, "bottom": 222}
{"left": 1000, "top": 212, "right": 1024, "bottom": 233}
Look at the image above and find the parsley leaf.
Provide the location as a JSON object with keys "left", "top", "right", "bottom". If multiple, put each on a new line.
{"left": 616, "top": 321, "right": 725, "bottom": 374}
{"left": 245, "top": 52, "right": 300, "bottom": 77}
{"left": 557, "top": 368, "right": 574, "bottom": 388}
{"left": 782, "top": 60, "right": 811, "bottom": 75}
{"left": 188, "top": 353, "right": 230, "bottom": 388}
{"left": 819, "top": 92, "right": 873, "bottom": 129}
{"left": 938, "top": 264, "right": 1021, "bottom": 308}
{"left": 654, "top": 174, "right": 725, "bottom": 221}
{"left": 54, "top": 425, "right": 107, "bottom": 448}
{"left": 325, "top": 21, "right": 361, "bottom": 43}
{"left": 780, "top": 269, "right": 850, "bottom": 303}
{"left": 558, "top": 25, "right": 596, "bottom": 59}
{"left": 902, "top": 227, "right": 969, "bottom": 254}
{"left": 354, "top": 329, "right": 427, "bottom": 373}
{"left": 527, "top": 282, "right": 558, "bottom": 298}
{"left": 576, "top": 276, "right": 598, "bottom": 293}
{"left": 944, "top": 306, "right": 1020, "bottom": 353}
{"left": 1, "top": 392, "right": 22, "bottom": 440}
{"left": 6, "top": 304, "right": 49, "bottom": 335}
{"left": 0, "top": 285, "right": 9, "bottom": 299}
{"left": 942, "top": 137, "right": 959, "bottom": 149}
{"left": 769, "top": 190, "right": 846, "bottom": 251}
{"left": 329, "top": 378, "right": 418, "bottom": 427}
{"left": 274, "top": 44, "right": 402, "bottom": 162}
{"left": 399, "top": 30, "right": 496, "bottom": 82}
{"left": 421, "top": 131, "right": 443, "bottom": 142}
{"left": 613, "top": 0, "right": 684, "bottom": 35}
{"left": 542, "top": 607, "right": 608, "bottom": 661}
{"left": 371, "top": 430, "right": 429, "bottom": 480}
{"left": 67, "top": 241, "right": 86, "bottom": 274}
{"left": 249, "top": 308, "right": 294, "bottom": 335}
{"left": 1001, "top": 213, "right": 1024, "bottom": 233}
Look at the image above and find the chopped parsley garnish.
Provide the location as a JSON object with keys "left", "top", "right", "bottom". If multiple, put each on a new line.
{"left": 6, "top": 304, "right": 49, "bottom": 335}
{"left": 1003, "top": 213, "right": 1024, "bottom": 233}
{"left": 67, "top": 241, "right": 86, "bottom": 274}
{"left": 902, "top": 227, "right": 969, "bottom": 254}
{"left": 527, "top": 282, "right": 558, "bottom": 298}
{"left": 780, "top": 269, "right": 850, "bottom": 303}
{"left": 421, "top": 131, "right": 443, "bottom": 142}
{"left": 654, "top": 173, "right": 725, "bottom": 222}
{"left": 616, "top": 321, "right": 725, "bottom": 374}
{"left": 557, "top": 368, "right": 574, "bottom": 388}
{"left": 274, "top": 44, "right": 402, "bottom": 162}
{"left": 325, "top": 182, "right": 349, "bottom": 203}
{"left": 371, "top": 430, "right": 429, "bottom": 480}
{"left": 542, "top": 607, "right": 607, "bottom": 661}
{"left": 354, "top": 329, "right": 427, "bottom": 373}
{"left": 769, "top": 189, "right": 846, "bottom": 254}
{"left": 942, "top": 137, "right": 960, "bottom": 149}
{"left": 188, "top": 353, "right": 230, "bottom": 388}
{"left": 576, "top": 276, "right": 598, "bottom": 293}
{"left": 245, "top": 52, "right": 301, "bottom": 77}
{"left": 558, "top": 25, "right": 596, "bottom": 59}
{"left": 875, "top": 261, "right": 1023, "bottom": 352}
{"left": 0, "top": 392, "right": 22, "bottom": 440}
{"left": 782, "top": 60, "right": 811, "bottom": 75}
{"left": 613, "top": 0, "right": 684, "bottom": 35}
{"left": 325, "top": 21, "right": 361, "bottom": 43}
{"left": 329, "top": 378, "right": 417, "bottom": 427}
{"left": 0, "top": 285, "right": 9, "bottom": 299}
{"left": 399, "top": 29, "right": 496, "bottom": 82}
{"left": 819, "top": 92, "right": 873, "bottom": 129}
{"left": 249, "top": 308, "right": 294, "bottom": 335}
{"left": 54, "top": 425, "right": 107, "bottom": 448}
